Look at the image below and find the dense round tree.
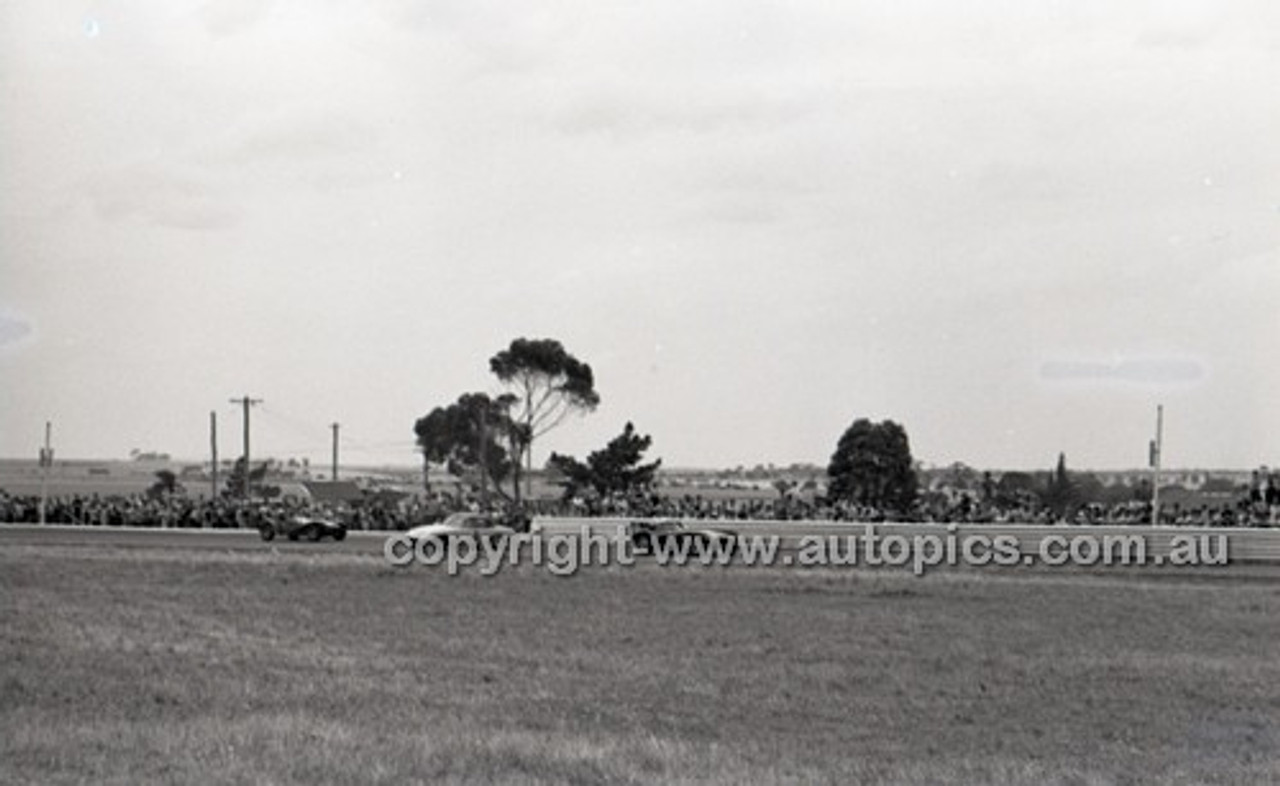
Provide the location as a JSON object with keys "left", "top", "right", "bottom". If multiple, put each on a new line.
{"left": 826, "top": 418, "right": 918, "bottom": 512}
{"left": 414, "top": 392, "right": 518, "bottom": 500}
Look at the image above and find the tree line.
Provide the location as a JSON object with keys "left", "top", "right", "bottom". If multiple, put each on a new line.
{"left": 414, "top": 336, "right": 1196, "bottom": 519}
{"left": 413, "top": 338, "right": 605, "bottom": 507}
{"left": 412, "top": 336, "right": 929, "bottom": 514}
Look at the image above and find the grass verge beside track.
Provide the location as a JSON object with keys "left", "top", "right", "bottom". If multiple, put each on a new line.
{"left": 2, "top": 543, "right": 1279, "bottom": 784}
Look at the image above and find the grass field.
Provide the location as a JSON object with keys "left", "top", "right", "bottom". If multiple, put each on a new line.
{"left": 3, "top": 545, "right": 1279, "bottom": 784}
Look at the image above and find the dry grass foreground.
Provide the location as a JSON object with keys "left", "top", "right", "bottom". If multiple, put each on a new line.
{"left": 2, "top": 544, "right": 1278, "bottom": 785}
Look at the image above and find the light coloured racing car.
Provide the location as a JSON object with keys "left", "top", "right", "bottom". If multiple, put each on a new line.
{"left": 404, "top": 511, "right": 518, "bottom": 550}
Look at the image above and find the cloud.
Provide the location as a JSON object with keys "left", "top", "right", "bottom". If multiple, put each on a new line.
{"left": 1133, "top": 0, "right": 1226, "bottom": 49}
{"left": 87, "top": 163, "right": 241, "bottom": 231}
{"left": 79, "top": 105, "right": 386, "bottom": 232}
{"left": 554, "top": 83, "right": 816, "bottom": 139}
{"left": 1039, "top": 357, "right": 1206, "bottom": 385}
{"left": 199, "top": 0, "right": 275, "bottom": 37}
{"left": 0, "top": 313, "right": 34, "bottom": 347}
{"left": 197, "top": 107, "right": 381, "bottom": 170}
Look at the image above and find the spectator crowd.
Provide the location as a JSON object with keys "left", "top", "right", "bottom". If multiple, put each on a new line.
{"left": 2, "top": 481, "right": 1276, "bottom": 529}
{"left": 540, "top": 488, "right": 1277, "bottom": 527}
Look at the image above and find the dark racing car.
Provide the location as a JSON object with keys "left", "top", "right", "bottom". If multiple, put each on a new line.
{"left": 258, "top": 514, "right": 347, "bottom": 542}
{"left": 626, "top": 519, "right": 737, "bottom": 555}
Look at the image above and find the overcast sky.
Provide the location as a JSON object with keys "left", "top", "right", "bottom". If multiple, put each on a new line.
{"left": 2, "top": 0, "right": 1277, "bottom": 472}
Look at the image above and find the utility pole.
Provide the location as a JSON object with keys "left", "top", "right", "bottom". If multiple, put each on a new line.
{"left": 478, "top": 411, "right": 490, "bottom": 507}
{"left": 229, "top": 396, "right": 262, "bottom": 498}
{"left": 38, "top": 421, "right": 52, "bottom": 525}
{"left": 210, "top": 411, "right": 219, "bottom": 499}
{"left": 1150, "top": 404, "right": 1163, "bottom": 526}
{"left": 330, "top": 422, "right": 340, "bottom": 481}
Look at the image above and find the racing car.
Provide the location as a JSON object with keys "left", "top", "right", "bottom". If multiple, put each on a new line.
{"left": 403, "top": 511, "right": 517, "bottom": 550}
{"left": 625, "top": 519, "right": 737, "bottom": 555}
{"left": 258, "top": 514, "right": 348, "bottom": 542}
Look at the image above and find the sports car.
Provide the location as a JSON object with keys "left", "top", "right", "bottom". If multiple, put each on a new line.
{"left": 626, "top": 519, "right": 737, "bottom": 555}
{"left": 258, "top": 515, "right": 348, "bottom": 542}
{"left": 404, "top": 511, "right": 517, "bottom": 549}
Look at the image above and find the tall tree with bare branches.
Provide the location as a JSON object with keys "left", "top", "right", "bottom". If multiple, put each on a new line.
{"left": 490, "top": 338, "right": 600, "bottom": 504}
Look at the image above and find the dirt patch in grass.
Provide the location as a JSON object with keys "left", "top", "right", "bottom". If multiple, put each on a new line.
{"left": 3, "top": 547, "right": 1278, "bottom": 784}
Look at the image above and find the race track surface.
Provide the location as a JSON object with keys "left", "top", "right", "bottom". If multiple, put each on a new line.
{"left": 0, "top": 525, "right": 388, "bottom": 555}
{"left": 4, "top": 522, "right": 1280, "bottom": 582}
